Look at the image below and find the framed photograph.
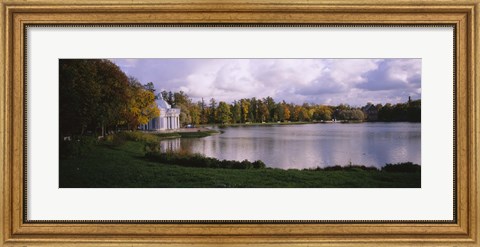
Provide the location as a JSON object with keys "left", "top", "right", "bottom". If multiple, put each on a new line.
{"left": 1, "top": 0, "right": 478, "bottom": 246}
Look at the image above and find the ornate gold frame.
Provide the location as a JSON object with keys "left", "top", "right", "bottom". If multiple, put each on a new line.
{"left": 1, "top": 0, "right": 479, "bottom": 246}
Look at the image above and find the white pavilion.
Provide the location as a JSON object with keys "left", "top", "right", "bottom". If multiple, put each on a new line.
{"left": 141, "top": 96, "right": 181, "bottom": 131}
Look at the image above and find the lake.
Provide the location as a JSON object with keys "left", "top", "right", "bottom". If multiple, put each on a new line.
{"left": 160, "top": 122, "right": 421, "bottom": 169}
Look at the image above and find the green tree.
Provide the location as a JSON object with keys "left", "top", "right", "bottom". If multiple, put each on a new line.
{"left": 209, "top": 98, "right": 217, "bottom": 123}
{"left": 265, "top": 96, "right": 276, "bottom": 122}
{"left": 60, "top": 59, "right": 143, "bottom": 136}
{"left": 407, "top": 99, "right": 421, "bottom": 122}
{"left": 275, "top": 103, "right": 284, "bottom": 122}
{"left": 95, "top": 60, "right": 133, "bottom": 136}
{"left": 173, "top": 91, "right": 189, "bottom": 107}
{"left": 199, "top": 98, "right": 208, "bottom": 124}
{"left": 314, "top": 105, "right": 333, "bottom": 121}
{"left": 293, "top": 105, "right": 302, "bottom": 121}
{"left": 160, "top": 90, "right": 175, "bottom": 106}
{"left": 144, "top": 82, "right": 156, "bottom": 94}
{"left": 59, "top": 59, "right": 101, "bottom": 136}
{"left": 249, "top": 97, "right": 258, "bottom": 122}
{"left": 258, "top": 100, "right": 269, "bottom": 122}
{"left": 231, "top": 100, "right": 241, "bottom": 124}
{"left": 190, "top": 104, "right": 201, "bottom": 125}
{"left": 337, "top": 109, "right": 365, "bottom": 121}
{"left": 217, "top": 101, "right": 232, "bottom": 124}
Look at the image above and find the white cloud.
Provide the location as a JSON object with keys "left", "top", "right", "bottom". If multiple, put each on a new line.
{"left": 111, "top": 58, "right": 421, "bottom": 106}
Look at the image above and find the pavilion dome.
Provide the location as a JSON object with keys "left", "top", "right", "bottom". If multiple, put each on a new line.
{"left": 156, "top": 95, "right": 171, "bottom": 109}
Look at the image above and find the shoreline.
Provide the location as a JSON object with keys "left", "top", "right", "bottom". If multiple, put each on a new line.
{"left": 143, "top": 127, "right": 215, "bottom": 133}
{"left": 199, "top": 121, "right": 420, "bottom": 128}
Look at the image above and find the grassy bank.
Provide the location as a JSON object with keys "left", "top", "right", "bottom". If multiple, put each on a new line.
{"left": 177, "top": 130, "right": 220, "bottom": 138}
{"left": 152, "top": 129, "right": 220, "bottom": 139}
{"left": 59, "top": 134, "right": 421, "bottom": 188}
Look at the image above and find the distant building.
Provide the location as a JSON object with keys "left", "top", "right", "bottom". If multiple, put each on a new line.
{"left": 140, "top": 95, "right": 181, "bottom": 131}
{"left": 362, "top": 103, "right": 379, "bottom": 121}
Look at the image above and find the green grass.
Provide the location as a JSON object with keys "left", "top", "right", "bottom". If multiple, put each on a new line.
{"left": 59, "top": 140, "right": 421, "bottom": 188}
{"left": 153, "top": 132, "right": 181, "bottom": 138}
{"left": 178, "top": 130, "right": 220, "bottom": 138}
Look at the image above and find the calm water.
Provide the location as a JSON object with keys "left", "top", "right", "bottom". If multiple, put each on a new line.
{"left": 160, "top": 123, "right": 421, "bottom": 169}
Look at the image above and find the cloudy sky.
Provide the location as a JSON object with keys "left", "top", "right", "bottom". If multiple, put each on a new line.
{"left": 110, "top": 58, "right": 421, "bottom": 106}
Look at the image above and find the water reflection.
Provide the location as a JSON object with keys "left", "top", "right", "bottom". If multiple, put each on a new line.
{"left": 158, "top": 138, "right": 181, "bottom": 153}
{"left": 160, "top": 122, "right": 421, "bottom": 169}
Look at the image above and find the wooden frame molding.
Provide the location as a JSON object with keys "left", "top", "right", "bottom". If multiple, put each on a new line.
{"left": 1, "top": 0, "right": 479, "bottom": 246}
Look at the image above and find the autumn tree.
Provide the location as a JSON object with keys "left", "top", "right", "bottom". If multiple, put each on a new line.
{"left": 240, "top": 99, "right": 250, "bottom": 123}
{"left": 282, "top": 102, "right": 291, "bottom": 121}
{"left": 293, "top": 105, "right": 302, "bottom": 121}
{"left": 313, "top": 105, "right": 333, "bottom": 121}
{"left": 258, "top": 99, "right": 270, "bottom": 122}
{"left": 249, "top": 97, "right": 258, "bottom": 122}
{"left": 123, "top": 77, "right": 159, "bottom": 130}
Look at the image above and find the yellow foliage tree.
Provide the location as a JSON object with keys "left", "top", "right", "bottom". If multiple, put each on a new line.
{"left": 283, "top": 104, "right": 291, "bottom": 121}
{"left": 124, "top": 78, "right": 160, "bottom": 130}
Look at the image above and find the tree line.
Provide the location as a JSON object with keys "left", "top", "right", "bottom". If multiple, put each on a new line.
{"left": 163, "top": 91, "right": 421, "bottom": 126}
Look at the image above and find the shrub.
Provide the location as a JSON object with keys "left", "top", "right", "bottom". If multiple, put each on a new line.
{"left": 304, "top": 165, "right": 379, "bottom": 172}
{"left": 252, "top": 160, "right": 267, "bottom": 169}
{"left": 103, "top": 133, "right": 126, "bottom": 146}
{"left": 381, "top": 162, "right": 421, "bottom": 173}
{"left": 154, "top": 132, "right": 181, "bottom": 138}
{"left": 145, "top": 151, "right": 267, "bottom": 170}
{"left": 144, "top": 142, "right": 161, "bottom": 153}
{"left": 102, "top": 131, "right": 166, "bottom": 151}
{"left": 303, "top": 163, "right": 420, "bottom": 173}
{"left": 60, "top": 136, "right": 97, "bottom": 158}
{"left": 118, "top": 131, "right": 161, "bottom": 144}
{"left": 178, "top": 130, "right": 218, "bottom": 138}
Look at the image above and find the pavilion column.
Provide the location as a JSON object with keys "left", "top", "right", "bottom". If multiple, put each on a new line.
{"left": 177, "top": 116, "right": 179, "bottom": 129}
